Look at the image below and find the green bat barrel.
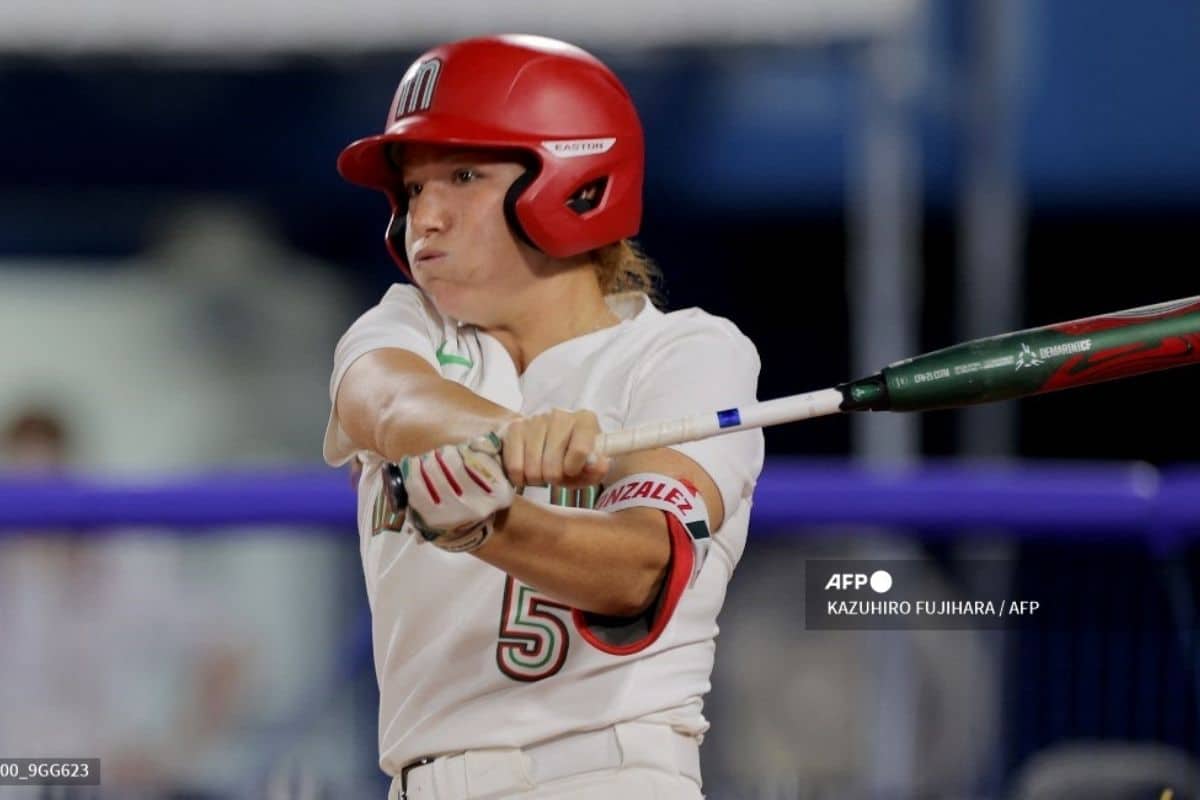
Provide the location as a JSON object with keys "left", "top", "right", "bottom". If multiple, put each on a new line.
{"left": 839, "top": 296, "right": 1200, "bottom": 413}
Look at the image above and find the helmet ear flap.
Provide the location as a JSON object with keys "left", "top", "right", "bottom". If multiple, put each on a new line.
{"left": 503, "top": 166, "right": 541, "bottom": 251}
{"left": 385, "top": 210, "right": 413, "bottom": 278}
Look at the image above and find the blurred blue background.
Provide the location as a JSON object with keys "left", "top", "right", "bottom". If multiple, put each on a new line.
{"left": 0, "top": 0, "right": 1197, "bottom": 797}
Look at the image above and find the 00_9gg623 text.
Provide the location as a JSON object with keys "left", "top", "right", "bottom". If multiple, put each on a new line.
{"left": 0, "top": 758, "right": 99, "bottom": 785}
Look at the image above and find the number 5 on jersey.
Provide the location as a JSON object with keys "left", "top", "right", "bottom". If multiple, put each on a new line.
{"left": 494, "top": 483, "right": 599, "bottom": 681}
{"left": 496, "top": 577, "right": 570, "bottom": 681}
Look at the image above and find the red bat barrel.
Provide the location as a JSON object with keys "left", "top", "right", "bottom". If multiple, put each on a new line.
{"left": 840, "top": 296, "right": 1200, "bottom": 412}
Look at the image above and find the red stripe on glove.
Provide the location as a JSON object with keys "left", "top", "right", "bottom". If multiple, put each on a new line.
{"left": 434, "top": 448, "right": 463, "bottom": 496}
{"left": 462, "top": 462, "right": 494, "bottom": 494}
{"left": 418, "top": 457, "right": 441, "bottom": 504}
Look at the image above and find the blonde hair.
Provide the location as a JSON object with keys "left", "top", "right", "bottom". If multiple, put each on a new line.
{"left": 591, "top": 239, "right": 664, "bottom": 308}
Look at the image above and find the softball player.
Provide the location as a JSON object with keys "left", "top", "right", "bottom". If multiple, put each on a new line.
{"left": 324, "top": 34, "right": 764, "bottom": 799}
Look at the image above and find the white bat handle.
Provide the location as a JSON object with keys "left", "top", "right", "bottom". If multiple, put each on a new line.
{"left": 593, "top": 388, "right": 845, "bottom": 458}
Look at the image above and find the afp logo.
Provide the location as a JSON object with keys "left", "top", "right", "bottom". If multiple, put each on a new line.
{"left": 825, "top": 570, "right": 893, "bottom": 594}
{"left": 392, "top": 58, "right": 442, "bottom": 120}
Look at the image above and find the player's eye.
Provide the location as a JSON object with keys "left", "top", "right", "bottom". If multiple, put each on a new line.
{"left": 403, "top": 182, "right": 422, "bottom": 199}
{"left": 452, "top": 168, "right": 478, "bottom": 184}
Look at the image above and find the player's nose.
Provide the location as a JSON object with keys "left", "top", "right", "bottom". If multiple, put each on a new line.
{"left": 408, "top": 186, "right": 451, "bottom": 236}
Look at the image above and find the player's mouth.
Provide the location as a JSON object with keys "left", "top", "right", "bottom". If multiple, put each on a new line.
{"left": 413, "top": 248, "right": 446, "bottom": 264}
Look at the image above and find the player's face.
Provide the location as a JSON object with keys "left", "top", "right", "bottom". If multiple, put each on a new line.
{"left": 397, "top": 144, "right": 545, "bottom": 325}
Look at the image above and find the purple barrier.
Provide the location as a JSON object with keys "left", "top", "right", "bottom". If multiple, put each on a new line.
{"left": 0, "top": 460, "right": 1198, "bottom": 537}
{"left": 1159, "top": 466, "right": 1200, "bottom": 530}
{"left": 750, "top": 460, "right": 1163, "bottom": 534}
{"left": 0, "top": 468, "right": 352, "bottom": 531}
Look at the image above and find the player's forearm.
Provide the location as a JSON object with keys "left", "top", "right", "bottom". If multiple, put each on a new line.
{"left": 338, "top": 351, "right": 519, "bottom": 459}
{"left": 475, "top": 498, "right": 670, "bottom": 617}
{"left": 373, "top": 375, "right": 518, "bottom": 458}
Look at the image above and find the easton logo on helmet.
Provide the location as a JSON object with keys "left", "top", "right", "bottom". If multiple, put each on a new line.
{"left": 541, "top": 138, "right": 617, "bottom": 158}
{"left": 393, "top": 59, "right": 442, "bottom": 120}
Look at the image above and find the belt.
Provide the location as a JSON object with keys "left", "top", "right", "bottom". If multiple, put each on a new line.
{"left": 399, "top": 757, "right": 436, "bottom": 799}
{"left": 390, "top": 722, "right": 701, "bottom": 800}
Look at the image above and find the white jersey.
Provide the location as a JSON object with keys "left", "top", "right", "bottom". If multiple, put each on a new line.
{"left": 323, "top": 285, "right": 764, "bottom": 774}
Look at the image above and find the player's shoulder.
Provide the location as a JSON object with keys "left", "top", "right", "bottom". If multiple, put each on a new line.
{"left": 336, "top": 283, "right": 446, "bottom": 355}
{"left": 660, "top": 305, "right": 750, "bottom": 338}
{"left": 650, "top": 305, "right": 760, "bottom": 360}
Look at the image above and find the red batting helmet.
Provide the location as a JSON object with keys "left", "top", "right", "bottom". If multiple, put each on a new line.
{"left": 338, "top": 34, "right": 645, "bottom": 276}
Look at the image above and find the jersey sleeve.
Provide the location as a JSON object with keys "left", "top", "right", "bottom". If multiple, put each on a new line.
{"left": 624, "top": 313, "right": 765, "bottom": 521}
{"left": 322, "top": 284, "right": 441, "bottom": 466}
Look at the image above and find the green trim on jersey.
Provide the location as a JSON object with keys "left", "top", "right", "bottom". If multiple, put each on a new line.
{"left": 436, "top": 341, "right": 474, "bottom": 368}
{"left": 547, "top": 484, "right": 600, "bottom": 510}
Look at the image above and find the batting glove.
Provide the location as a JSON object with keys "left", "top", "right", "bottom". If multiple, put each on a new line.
{"left": 400, "top": 433, "right": 514, "bottom": 553}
